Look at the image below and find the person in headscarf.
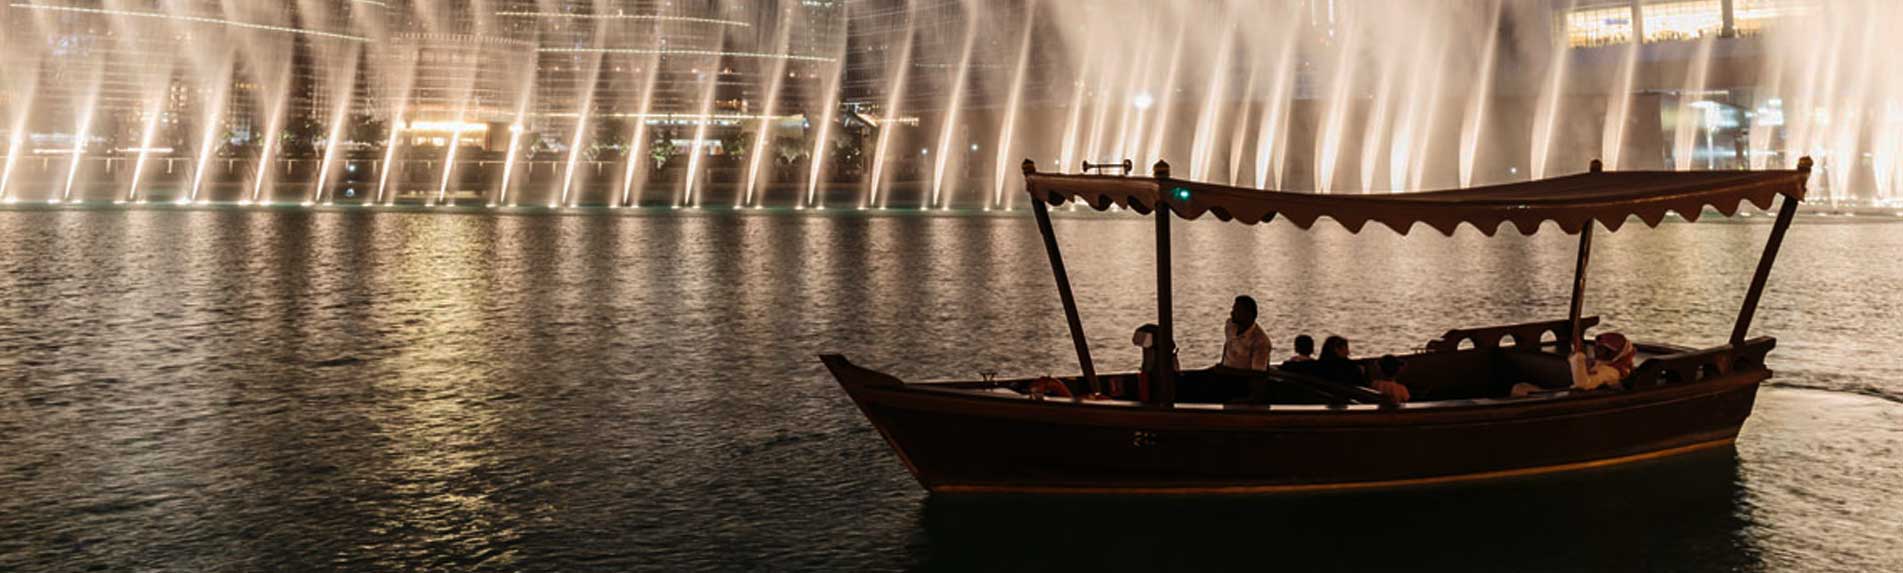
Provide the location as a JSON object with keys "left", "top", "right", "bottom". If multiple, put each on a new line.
{"left": 1573, "top": 332, "right": 1636, "bottom": 391}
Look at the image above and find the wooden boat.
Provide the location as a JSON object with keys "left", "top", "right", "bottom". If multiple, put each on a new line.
{"left": 825, "top": 157, "right": 1811, "bottom": 495}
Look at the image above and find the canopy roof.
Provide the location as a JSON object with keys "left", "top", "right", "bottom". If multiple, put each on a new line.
{"left": 1023, "top": 160, "right": 1810, "bottom": 236}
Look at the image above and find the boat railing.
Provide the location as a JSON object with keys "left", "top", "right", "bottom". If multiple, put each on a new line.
{"left": 1626, "top": 337, "right": 1777, "bottom": 390}
{"left": 1426, "top": 316, "right": 1600, "bottom": 354}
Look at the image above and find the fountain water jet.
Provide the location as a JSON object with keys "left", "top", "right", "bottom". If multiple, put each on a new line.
{"left": 681, "top": 37, "right": 728, "bottom": 209}
{"left": 249, "top": 96, "right": 288, "bottom": 205}
{"left": 1140, "top": 24, "right": 1185, "bottom": 173}
{"left": 126, "top": 94, "right": 168, "bottom": 204}
{"left": 0, "top": 97, "right": 29, "bottom": 204}
{"left": 1407, "top": 38, "right": 1452, "bottom": 191}
{"left": 929, "top": 0, "right": 979, "bottom": 210}
{"left": 1459, "top": 0, "right": 1503, "bottom": 187}
{"left": 742, "top": 6, "right": 795, "bottom": 208}
{"left": 1080, "top": 42, "right": 1121, "bottom": 171}
{"left": 1673, "top": 35, "right": 1716, "bottom": 172}
{"left": 1253, "top": 28, "right": 1297, "bottom": 190}
{"left": 619, "top": 46, "right": 665, "bottom": 208}
{"left": 184, "top": 47, "right": 235, "bottom": 204}
{"left": 1747, "top": 59, "right": 1784, "bottom": 171}
{"left": 61, "top": 75, "right": 102, "bottom": 203}
{"left": 1601, "top": 32, "right": 1640, "bottom": 170}
{"left": 558, "top": 51, "right": 607, "bottom": 208}
{"left": 1359, "top": 46, "right": 1400, "bottom": 194}
{"left": 1055, "top": 36, "right": 1094, "bottom": 174}
{"left": 1226, "top": 60, "right": 1259, "bottom": 187}
{"left": 436, "top": 114, "right": 471, "bottom": 206}
{"left": 866, "top": 1, "right": 915, "bottom": 209}
{"left": 1110, "top": 28, "right": 1154, "bottom": 168}
{"left": 1529, "top": 0, "right": 1577, "bottom": 180}
{"left": 1389, "top": 34, "right": 1431, "bottom": 192}
{"left": 1315, "top": 27, "right": 1360, "bottom": 193}
{"left": 990, "top": 2, "right": 1035, "bottom": 210}
{"left": 312, "top": 46, "right": 362, "bottom": 205}
{"left": 1189, "top": 23, "right": 1237, "bottom": 182}
{"left": 805, "top": 38, "right": 847, "bottom": 209}
{"left": 373, "top": 117, "right": 404, "bottom": 205}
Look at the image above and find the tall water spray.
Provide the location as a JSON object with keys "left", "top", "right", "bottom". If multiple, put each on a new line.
{"left": 1189, "top": 24, "right": 1237, "bottom": 182}
{"left": 1315, "top": 28, "right": 1360, "bottom": 193}
{"left": 1528, "top": 0, "right": 1577, "bottom": 181}
{"left": 1601, "top": 34, "right": 1641, "bottom": 171}
{"left": 1672, "top": 35, "right": 1716, "bottom": 172}
{"left": 1140, "top": 26, "right": 1185, "bottom": 174}
{"left": 990, "top": 3, "right": 1035, "bottom": 210}
{"left": 311, "top": 45, "right": 362, "bottom": 205}
{"left": 60, "top": 73, "right": 102, "bottom": 204}
{"left": 1253, "top": 29, "right": 1297, "bottom": 190}
{"left": 804, "top": 39, "right": 847, "bottom": 209}
{"left": 928, "top": 0, "right": 980, "bottom": 210}
{"left": 617, "top": 42, "right": 665, "bottom": 208}
{"left": 743, "top": 5, "right": 796, "bottom": 209}
{"left": 680, "top": 36, "right": 729, "bottom": 209}
{"left": 557, "top": 47, "right": 608, "bottom": 207}
{"left": 1459, "top": 0, "right": 1503, "bottom": 188}
{"left": 865, "top": 1, "right": 916, "bottom": 209}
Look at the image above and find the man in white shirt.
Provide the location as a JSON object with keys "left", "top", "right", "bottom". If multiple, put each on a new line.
{"left": 1221, "top": 295, "right": 1272, "bottom": 371}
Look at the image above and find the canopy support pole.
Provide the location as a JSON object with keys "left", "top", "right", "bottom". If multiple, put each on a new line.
{"left": 1567, "top": 224, "right": 1594, "bottom": 353}
{"left": 1731, "top": 191, "right": 1801, "bottom": 346}
{"left": 1153, "top": 161, "right": 1176, "bottom": 405}
{"left": 1568, "top": 160, "right": 1602, "bottom": 353}
{"left": 1024, "top": 160, "right": 1099, "bottom": 395}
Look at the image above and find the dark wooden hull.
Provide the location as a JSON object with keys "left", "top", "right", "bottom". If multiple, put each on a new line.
{"left": 823, "top": 355, "right": 1766, "bottom": 495}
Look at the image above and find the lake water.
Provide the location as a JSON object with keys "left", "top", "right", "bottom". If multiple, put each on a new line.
{"left": 1, "top": 207, "right": 1899, "bottom": 571}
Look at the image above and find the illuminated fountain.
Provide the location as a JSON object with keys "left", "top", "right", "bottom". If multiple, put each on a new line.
{"left": 805, "top": 32, "right": 848, "bottom": 210}
{"left": 679, "top": 38, "right": 728, "bottom": 209}
{"left": 989, "top": 1, "right": 1036, "bottom": 210}
{"left": 865, "top": 1, "right": 917, "bottom": 210}
{"left": 928, "top": 0, "right": 979, "bottom": 210}
{"left": 742, "top": 10, "right": 796, "bottom": 209}
{"left": 0, "top": 0, "right": 1898, "bottom": 212}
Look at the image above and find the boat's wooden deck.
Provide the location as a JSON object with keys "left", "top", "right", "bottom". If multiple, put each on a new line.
{"left": 909, "top": 339, "right": 1743, "bottom": 412}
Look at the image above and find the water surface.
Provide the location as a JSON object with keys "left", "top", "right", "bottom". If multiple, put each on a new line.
{"left": 0, "top": 207, "right": 1898, "bottom": 571}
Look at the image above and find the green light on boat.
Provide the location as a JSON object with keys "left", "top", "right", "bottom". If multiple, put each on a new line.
{"left": 1172, "top": 187, "right": 1192, "bottom": 201}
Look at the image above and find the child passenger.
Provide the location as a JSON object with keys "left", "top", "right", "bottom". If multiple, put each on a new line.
{"left": 1284, "top": 334, "right": 1316, "bottom": 365}
{"left": 1371, "top": 355, "right": 1412, "bottom": 404}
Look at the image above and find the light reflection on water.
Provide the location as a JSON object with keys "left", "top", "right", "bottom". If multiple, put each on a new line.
{"left": 0, "top": 207, "right": 1898, "bottom": 571}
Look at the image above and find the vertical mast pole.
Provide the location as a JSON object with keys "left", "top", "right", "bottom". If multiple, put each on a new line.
{"left": 1568, "top": 225, "right": 1594, "bottom": 353}
{"left": 1153, "top": 161, "right": 1176, "bottom": 405}
{"left": 1023, "top": 160, "right": 1099, "bottom": 395}
{"left": 1731, "top": 157, "right": 1809, "bottom": 345}
{"left": 1568, "top": 158, "right": 1598, "bottom": 350}
{"left": 1568, "top": 159, "right": 1603, "bottom": 353}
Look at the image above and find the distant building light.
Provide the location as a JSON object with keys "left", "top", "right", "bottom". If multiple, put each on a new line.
{"left": 1133, "top": 92, "right": 1155, "bottom": 110}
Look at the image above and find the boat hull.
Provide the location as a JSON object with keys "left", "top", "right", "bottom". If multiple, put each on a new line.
{"left": 824, "top": 355, "right": 1765, "bottom": 495}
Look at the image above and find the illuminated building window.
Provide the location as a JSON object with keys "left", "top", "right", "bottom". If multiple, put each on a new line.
{"left": 1566, "top": 5, "right": 1637, "bottom": 47}
{"left": 1643, "top": 0, "right": 1724, "bottom": 42}
{"left": 1566, "top": 0, "right": 1817, "bottom": 47}
{"left": 1733, "top": 0, "right": 1814, "bottom": 36}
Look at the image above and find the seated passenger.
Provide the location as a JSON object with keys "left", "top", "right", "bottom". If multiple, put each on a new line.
{"left": 1126, "top": 324, "right": 1178, "bottom": 401}
{"left": 1309, "top": 335, "right": 1367, "bottom": 387}
{"left": 1511, "top": 332, "right": 1638, "bottom": 397}
{"left": 1221, "top": 296, "right": 1272, "bottom": 371}
{"left": 1371, "top": 355, "right": 1413, "bottom": 404}
{"left": 1282, "top": 334, "right": 1316, "bottom": 366}
{"left": 1571, "top": 332, "right": 1636, "bottom": 391}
